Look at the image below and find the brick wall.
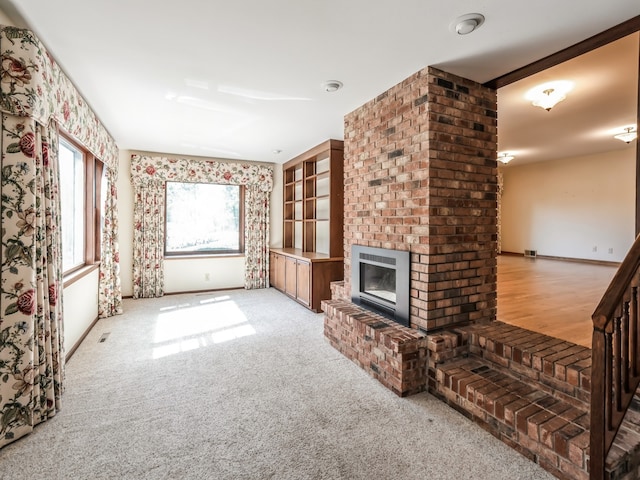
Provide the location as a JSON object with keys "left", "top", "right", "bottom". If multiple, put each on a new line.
{"left": 343, "top": 66, "right": 498, "bottom": 332}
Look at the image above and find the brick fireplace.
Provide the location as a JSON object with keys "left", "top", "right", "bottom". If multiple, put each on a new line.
{"left": 351, "top": 244, "right": 411, "bottom": 326}
{"left": 323, "top": 66, "right": 498, "bottom": 395}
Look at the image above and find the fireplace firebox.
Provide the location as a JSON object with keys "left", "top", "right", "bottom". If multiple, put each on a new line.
{"left": 351, "top": 245, "right": 410, "bottom": 327}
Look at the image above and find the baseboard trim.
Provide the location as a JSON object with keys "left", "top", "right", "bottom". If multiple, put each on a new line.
{"left": 164, "top": 286, "right": 245, "bottom": 296}
{"left": 66, "top": 315, "right": 99, "bottom": 363}
{"left": 500, "top": 251, "right": 620, "bottom": 267}
{"left": 122, "top": 287, "right": 245, "bottom": 300}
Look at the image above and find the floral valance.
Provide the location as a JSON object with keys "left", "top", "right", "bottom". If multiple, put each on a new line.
{"left": 130, "top": 154, "right": 273, "bottom": 297}
{"left": 130, "top": 154, "right": 274, "bottom": 192}
{"left": 0, "top": 26, "right": 118, "bottom": 172}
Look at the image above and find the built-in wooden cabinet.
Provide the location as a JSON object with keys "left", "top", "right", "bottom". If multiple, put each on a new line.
{"left": 271, "top": 139, "right": 344, "bottom": 312}
{"left": 269, "top": 249, "right": 342, "bottom": 312}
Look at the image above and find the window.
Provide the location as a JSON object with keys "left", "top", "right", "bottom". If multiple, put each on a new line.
{"left": 59, "top": 134, "right": 104, "bottom": 275}
{"left": 59, "top": 138, "right": 84, "bottom": 271}
{"left": 165, "top": 182, "right": 244, "bottom": 255}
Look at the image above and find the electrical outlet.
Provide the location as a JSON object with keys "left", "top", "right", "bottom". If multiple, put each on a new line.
{"left": 592, "top": 246, "right": 597, "bottom": 252}
{"left": 204, "top": 273, "right": 211, "bottom": 281}
{"left": 608, "top": 248, "right": 614, "bottom": 254}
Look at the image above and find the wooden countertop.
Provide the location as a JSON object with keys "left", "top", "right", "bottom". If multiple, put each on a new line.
{"left": 269, "top": 248, "right": 343, "bottom": 263}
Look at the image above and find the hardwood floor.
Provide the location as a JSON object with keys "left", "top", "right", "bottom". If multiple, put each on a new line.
{"left": 497, "top": 254, "right": 619, "bottom": 348}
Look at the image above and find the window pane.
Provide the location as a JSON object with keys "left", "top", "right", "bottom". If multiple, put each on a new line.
{"left": 165, "top": 182, "right": 242, "bottom": 254}
{"left": 59, "top": 138, "right": 85, "bottom": 272}
{"left": 97, "top": 162, "right": 107, "bottom": 260}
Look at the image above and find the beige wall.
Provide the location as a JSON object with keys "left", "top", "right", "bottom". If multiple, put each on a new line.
{"left": 500, "top": 148, "right": 635, "bottom": 262}
{"left": 270, "top": 166, "right": 283, "bottom": 249}
{"left": 117, "top": 150, "right": 135, "bottom": 296}
{"left": 63, "top": 270, "right": 99, "bottom": 351}
{"left": 117, "top": 150, "right": 280, "bottom": 297}
{"left": 0, "top": 8, "right": 14, "bottom": 26}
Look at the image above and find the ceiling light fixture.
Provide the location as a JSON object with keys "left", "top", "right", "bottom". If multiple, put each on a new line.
{"left": 498, "top": 153, "right": 514, "bottom": 164}
{"left": 614, "top": 126, "right": 638, "bottom": 144}
{"left": 525, "top": 80, "right": 574, "bottom": 111}
{"left": 450, "top": 13, "right": 485, "bottom": 35}
{"left": 322, "top": 80, "right": 343, "bottom": 93}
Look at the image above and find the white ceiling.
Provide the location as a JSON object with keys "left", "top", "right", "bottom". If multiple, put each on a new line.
{"left": 0, "top": 0, "right": 637, "bottom": 164}
{"left": 498, "top": 31, "right": 638, "bottom": 166}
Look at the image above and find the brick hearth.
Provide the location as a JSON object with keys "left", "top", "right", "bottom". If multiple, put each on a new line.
{"left": 323, "top": 299, "right": 428, "bottom": 397}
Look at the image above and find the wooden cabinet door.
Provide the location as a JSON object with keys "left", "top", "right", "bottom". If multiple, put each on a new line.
{"left": 274, "top": 254, "right": 285, "bottom": 291}
{"left": 296, "top": 260, "right": 311, "bottom": 306}
{"left": 270, "top": 252, "right": 286, "bottom": 291}
{"left": 269, "top": 252, "right": 277, "bottom": 288}
{"left": 285, "top": 256, "right": 297, "bottom": 297}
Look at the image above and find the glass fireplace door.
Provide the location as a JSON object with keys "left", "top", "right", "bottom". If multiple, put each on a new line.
{"left": 361, "top": 263, "right": 396, "bottom": 304}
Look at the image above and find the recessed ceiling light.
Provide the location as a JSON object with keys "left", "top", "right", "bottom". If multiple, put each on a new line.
{"left": 322, "top": 80, "right": 343, "bottom": 93}
{"left": 450, "top": 13, "right": 485, "bottom": 35}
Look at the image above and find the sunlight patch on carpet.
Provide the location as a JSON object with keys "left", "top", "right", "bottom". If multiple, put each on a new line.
{"left": 152, "top": 297, "right": 255, "bottom": 359}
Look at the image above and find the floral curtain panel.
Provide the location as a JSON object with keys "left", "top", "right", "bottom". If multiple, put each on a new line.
{"left": 132, "top": 181, "right": 165, "bottom": 298}
{"left": 0, "top": 115, "right": 64, "bottom": 448}
{"left": 98, "top": 168, "right": 123, "bottom": 317}
{"left": 0, "top": 26, "right": 121, "bottom": 447}
{"left": 130, "top": 155, "right": 273, "bottom": 296}
{"left": 245, "top": 185, "right": 271, "bottom": 289}
{"left": 0, "top": 26, "right": 122, "bottom": 318}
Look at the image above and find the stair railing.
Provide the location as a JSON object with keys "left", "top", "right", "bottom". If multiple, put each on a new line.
{"left": 591, "top": 235, "right": 640, "bottom": 479}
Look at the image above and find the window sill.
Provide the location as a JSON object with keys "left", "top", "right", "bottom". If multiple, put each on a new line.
{"left": 164, "top": 253, "right": 245, "bottom": 260}
{"left": 63, "top": 263, "right": 100, "bottom": 288}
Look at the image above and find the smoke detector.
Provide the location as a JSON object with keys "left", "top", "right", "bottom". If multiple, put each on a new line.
{"left": 322, "top": 80, "right": 343, "bottom": 93}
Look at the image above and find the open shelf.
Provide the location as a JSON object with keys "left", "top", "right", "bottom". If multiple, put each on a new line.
{"left": 281, "top": 140, "right": 344, "bottom": 258}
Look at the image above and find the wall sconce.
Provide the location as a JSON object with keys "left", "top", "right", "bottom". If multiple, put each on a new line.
{"left": 614, "top": 126, "right": 637, "bottom": 144}
{"left": 498, "top": 153, "right": 514, "bottom": 164}
{"left": 525, "top": 80, "right": 574, "bottom": 112}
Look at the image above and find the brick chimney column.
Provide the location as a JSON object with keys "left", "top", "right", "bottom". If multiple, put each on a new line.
{"left": 343, "top": 66, "right": 498, "bottom": 332}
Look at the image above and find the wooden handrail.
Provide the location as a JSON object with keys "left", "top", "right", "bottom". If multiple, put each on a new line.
{"left": 592, "top": 236, "right": 640, "bottom": 330}
{"left": 591, "top": 233, "right": 640, "bottom": 479}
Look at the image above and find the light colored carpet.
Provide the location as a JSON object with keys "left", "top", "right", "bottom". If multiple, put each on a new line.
{"left": 0, "top": 288, "right": 555, "bottom": 480}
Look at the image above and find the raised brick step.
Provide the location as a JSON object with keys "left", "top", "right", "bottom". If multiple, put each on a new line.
{"left": 463, "top": 322, "right": 591, "bottom": 405}
{"left": 434, "top": 356, "right": 590, "bottom": 479}
{"left": 429, "top": 321, "right": 640, "bottom": 480}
